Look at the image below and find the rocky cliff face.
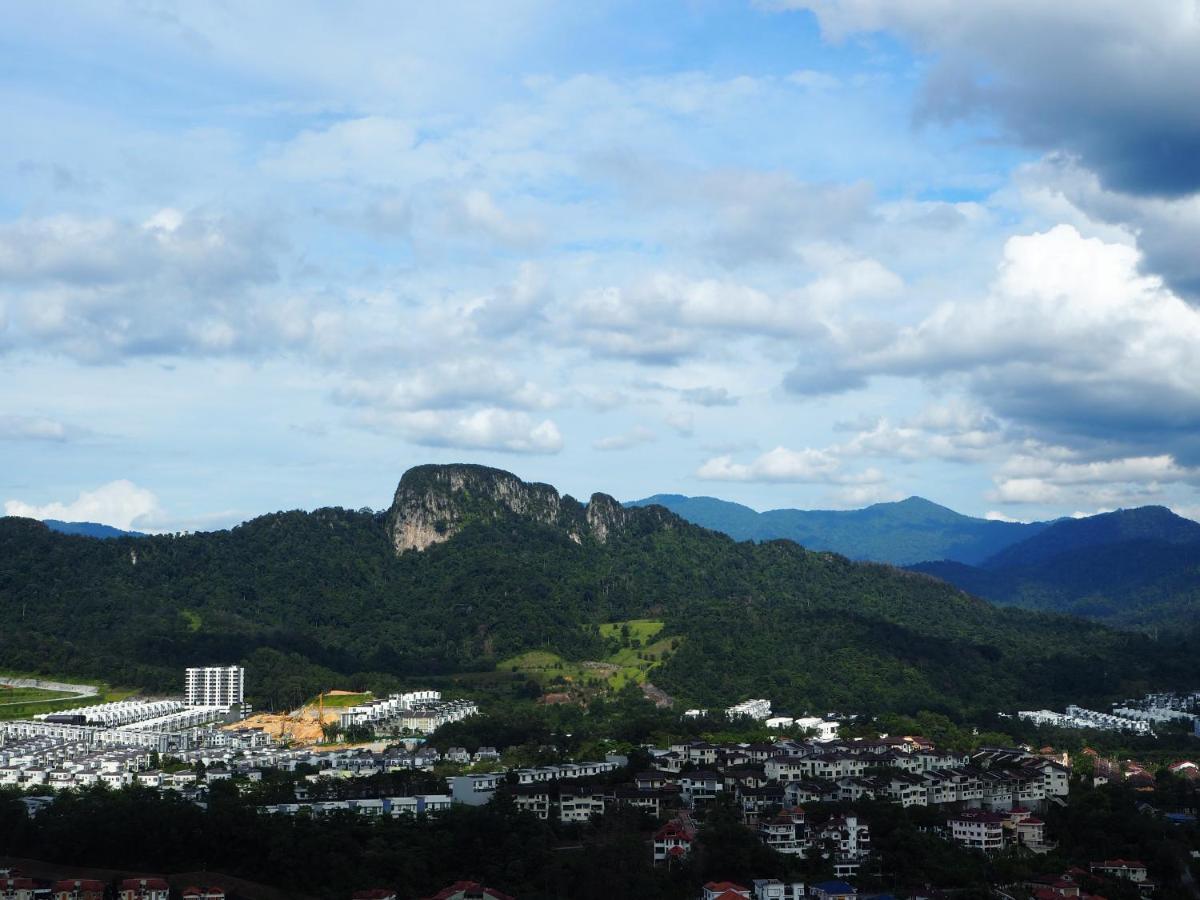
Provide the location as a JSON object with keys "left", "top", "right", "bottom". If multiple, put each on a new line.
{"left": 386, "top": 463, "right": 672, "bottom": 553}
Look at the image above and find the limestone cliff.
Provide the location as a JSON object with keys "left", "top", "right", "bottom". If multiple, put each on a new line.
{"left": 386, "top": 463, "right": 673, "bottom": 554}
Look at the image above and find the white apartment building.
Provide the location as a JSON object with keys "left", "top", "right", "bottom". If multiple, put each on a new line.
{"left": 727, "top": 699, "right": 772, "bottom": 720}
{"left": 185, "top": 666, "right": 244, "bottom": 709}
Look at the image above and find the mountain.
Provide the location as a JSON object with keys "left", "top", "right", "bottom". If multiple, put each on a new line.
{"left": 910, "top": 507, "right": 1200, "bottom": 630}
{"left": 1, "top": 464, "right": 1195, "bottom": 717}
{"left": 627, "top": 494, "right": 1049, "bottom": 565}
{"left": 43, "top": 519, "right": 145, "bottom": 539}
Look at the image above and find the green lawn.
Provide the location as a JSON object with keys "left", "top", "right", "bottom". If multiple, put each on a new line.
{"left": 0, "top": 670, "right": 138, "bottom": 721}
{"left": 598, "top": 619, "right": 665, "bottom": 642}
{"left": 312, "top": 691, "right": 374, "bottom": 708}
{"left": 0, "top": 686, "right": 73, "bottom": 705}
{"left": 500, "top": 619, "right": 680, "bottom": 694}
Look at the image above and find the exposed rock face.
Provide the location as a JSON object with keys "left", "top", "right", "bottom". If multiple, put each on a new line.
{"left": 386, "top": 463, "right": 671, "bottom": 554}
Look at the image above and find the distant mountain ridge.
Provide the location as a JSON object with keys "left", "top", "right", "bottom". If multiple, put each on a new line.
{"left": 43, "top": 519, "right": 145, "bottom": 539}
{"left": 626, "top": 493, "right": 1050, "bottom": 565}
{"left": 910, "top": 506, "right": 1200, "bottom": 630}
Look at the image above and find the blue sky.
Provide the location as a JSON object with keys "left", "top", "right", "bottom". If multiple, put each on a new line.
{"left": 3, "top": 0, "right": 1200, "bottom": 531}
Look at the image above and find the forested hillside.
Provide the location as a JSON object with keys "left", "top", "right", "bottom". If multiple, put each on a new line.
{"left": 911, "top": 507, "right": 1200, "bottom": 630}
{"left": 1, "top": 465, "right": 1196, "bottom": 718}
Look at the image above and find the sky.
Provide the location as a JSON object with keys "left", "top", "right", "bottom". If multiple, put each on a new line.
{"left": 3, "top": 0, "right": 1200, "bottom": 532}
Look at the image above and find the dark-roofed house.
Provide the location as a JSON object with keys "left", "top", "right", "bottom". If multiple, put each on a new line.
{"left": 811, "top": 880, "right": 857, "bottom": 900}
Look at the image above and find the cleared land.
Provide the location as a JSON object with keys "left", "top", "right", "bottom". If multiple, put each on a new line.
{"left": 232, "top": 690, "right": 366, "bottom": 745}
{"left": 501, "top": 619, "right": 680, "bottom": 694}
{"left": 0, "top": 687, "right": 73, "bottom": 705}
{"left": 0, "top": 671, "right": 134, "bottom": 720}
{"left": 313, "top": 690, "right": 373, "bottom": 707}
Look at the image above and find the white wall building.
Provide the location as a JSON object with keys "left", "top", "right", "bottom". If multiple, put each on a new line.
{"left": 185, "top": 667, "right": 244, "bottom": 710}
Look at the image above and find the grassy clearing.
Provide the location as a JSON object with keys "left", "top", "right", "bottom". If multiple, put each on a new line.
{"left": 0, "top": 670, "right": 138, "bottom": 721}
{"left": 312, "top": 691, "right": 374, "bottom": 708}
{"left": 500, "top": 619, "right": 680, "bottom": 695}
{"left": 0, "top": 687, "right": 73, "bottom": 705}
{"left": 598, "top": 619, "right": 665, "bottom": 643}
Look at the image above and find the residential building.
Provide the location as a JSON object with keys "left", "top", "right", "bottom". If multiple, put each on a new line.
{"left": 751, "top": 880, "right": 806, "bottom": 900}
{"left": 810, "top": 881, "right": 857, "bottom": 900}
{"left": 53, "top": 880, "right": 106, "bottom": 900}
{"left": 558, "top": 784, "right": 605, "bottom": 823}
{"left": 184, "top": 666, "right": 244, "bottom": 709}
{"left": 702, "top": 883, "right": 751, "bottom": 900}
{"left": 0, "top": 877, "right": 37, "bottom": 900}
{"left": 1090, "top": 860, "right": 1148, "bottom": 883}
{"left": 512, "top": 784, "right": 552, "bottom": 820}
{"left": 726, "top": 699, "right": 772, "bottom": 720}
{"left": 653, "top": 814, "right": 696, "bottom": 864}
{"left": 949, "top": 810, "right": 1007, "bottom": 852}
{"left": 118, "top": 878, "right": 170, "bottom": 900}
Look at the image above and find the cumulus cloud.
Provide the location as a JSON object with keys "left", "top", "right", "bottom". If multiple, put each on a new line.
{"left": 353, "top": 407, "right": 563, "bottom": 454}
{"left": 0, "top": 209, "right": 283, "bottom": 362}
{"left": 4, "top": 480, "right": 160, "bottom": 531}
{"left": 1017, "top": 154, "right": 1200, "bottom": 298}
{"left": 772, "top": 0, "right": 1200, "bottom": 197}
{"left": 789, "top": 226, "right": 1200, "bottom": 461}
{"left": 470, "top": 263, "right": 553, "bottom": 337}
{"left": 840, "top": 404, "right": 1008, "bottom": 463}
{"left": 332, "top": 360, "right": 555, "bottom": 412}
{"left": 988, "top": 450, "right": 1200, "bottom": 508}
{"left": 572, "top": 270, "right": 871, "bottom": 363}
{"left": 697, "top": 445, "right": 885, "bottom": 485}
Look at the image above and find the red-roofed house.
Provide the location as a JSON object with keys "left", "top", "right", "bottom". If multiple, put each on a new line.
{"left": 53, "top": 880, "right": 106, "bottom": 900}
{"left": 1168, "top": 761, "right": 1198, "bottom": 780}
{"left": 421, "top": 882, "right": 514, "bottom": 900}
{"left": 653, "top": 815, "right": 697, "bottom": 863}
{"left": 119, "top": 878, "right": 170, "bottom": 900}
{"left": 0, "top": 877, "right": 37, "bottom": 900}
{"left": 701, "top": 883, "right": 751, "bottom": 900}
{"left": 949, "top": 810, "right": 1007, "bottom": 852}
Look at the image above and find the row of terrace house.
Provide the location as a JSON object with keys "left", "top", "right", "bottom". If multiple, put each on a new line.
{"left": 654, "top": 738, "right": 1068, "bottom": 814}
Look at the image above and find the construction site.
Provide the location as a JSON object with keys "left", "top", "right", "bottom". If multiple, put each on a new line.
{"left": 229, "top": 690, "right": 366, "bottom": 746}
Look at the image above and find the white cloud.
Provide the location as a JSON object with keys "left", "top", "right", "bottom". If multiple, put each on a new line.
{"left": 840, "top": 405, "right": 1006, "bottom": 463}
{"left": 697, "top": 445, "right": 885, "bottom": 485}
{"left": 333, "top": 360, "right": 555, "bottom": 412}
{"left": 988, "top": 449, "right": 1200, "bottom": 508}
{"left": 984, "top": 510, "right": 1021, "bottom": 523}
{"left": 5, "top": 480, "right": 160, "bottom": 531}
{"left": 354, "top": 407, "right": 564, "bottom": 454}
{"left": 0, "top": 210, "right": 282, "bottom": 362}
{"left": 805, "top": 226, "right": 1200, "bottom": 457}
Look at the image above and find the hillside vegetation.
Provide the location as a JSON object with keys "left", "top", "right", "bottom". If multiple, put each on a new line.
{"left": 911, "top": 507, "right": 1200, "bottom": 630}
{"left": 1, "top": 465, "right": 1196, "bottom": 718}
